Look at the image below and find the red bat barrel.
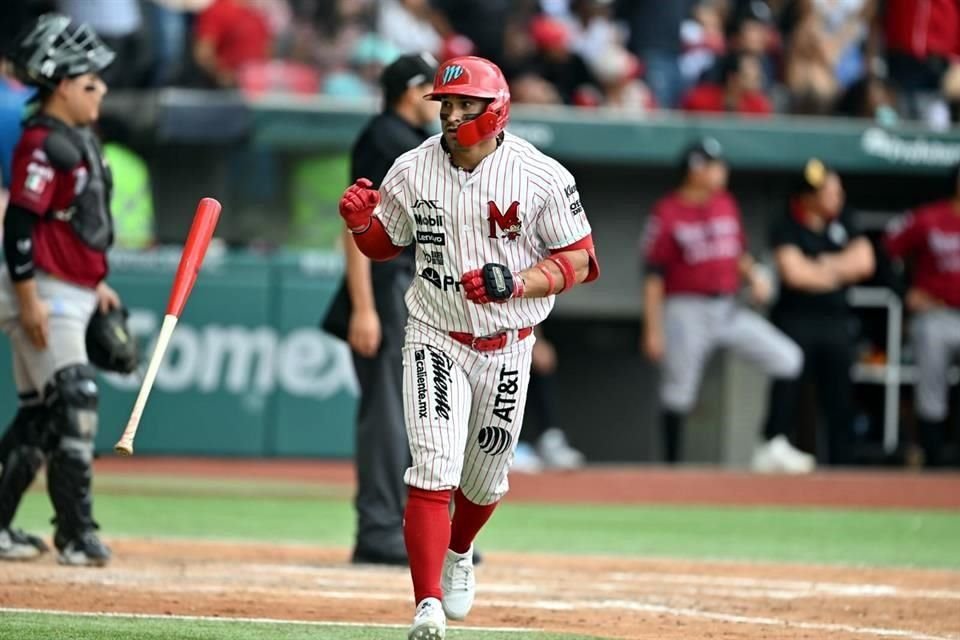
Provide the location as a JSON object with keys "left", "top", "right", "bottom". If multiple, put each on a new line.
{"left": 165, "top": 198, "right": 222, "bottom": 317}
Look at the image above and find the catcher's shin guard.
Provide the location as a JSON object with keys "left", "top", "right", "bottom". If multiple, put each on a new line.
{"left": 0, "top": 404, "right": 47, "bottom": 529}
{"left": 44, "top": 365, "right": 98, "bottom": 537}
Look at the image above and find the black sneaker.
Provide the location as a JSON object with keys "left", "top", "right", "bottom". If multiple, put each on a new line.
{"left": 351, "top": 543, "right": 408, "bottom": 566}
{"left": 55, "top": 529, "right": 111, "bottom": 567}
{"left": 0, "top": 528, "right": 49, "bottom": 561}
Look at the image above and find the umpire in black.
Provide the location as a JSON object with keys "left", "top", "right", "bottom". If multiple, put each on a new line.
{"left": 323, "top": 52, "right": 438, "bottom": 565}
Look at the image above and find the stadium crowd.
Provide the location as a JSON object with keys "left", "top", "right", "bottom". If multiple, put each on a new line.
{"left": 0, "top": 0, "right": 959, "bottom": 128}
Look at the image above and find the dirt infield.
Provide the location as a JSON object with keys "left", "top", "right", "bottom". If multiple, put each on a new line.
{"left": 2, "top": 539, "right": 959, "bottom": 639}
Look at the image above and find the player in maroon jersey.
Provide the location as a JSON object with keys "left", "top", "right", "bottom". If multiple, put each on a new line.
{"left": 0, "top": 14, "right": 121, "bottom": 566}
{"left": 642, "top": 138, "right": 808, "bottom": 471}
{"left": 885, "top": 167, "right": 960, "bottom": 466}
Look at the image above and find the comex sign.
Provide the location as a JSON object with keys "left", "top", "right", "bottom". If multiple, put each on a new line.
{"left": 103, "top": 309, "right": 358, "bottom": 398}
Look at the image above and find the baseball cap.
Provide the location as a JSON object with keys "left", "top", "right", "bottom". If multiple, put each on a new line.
{"left": 381, "top": 52, "right": 438, "bottom": 105}
{"left": 530, "top": 16, "right": 570, "bottom": 51}
{"left": 796, "top": 157, "right": 833, "bottom": 194}
{"left": 682, "top": 137, "right": 725, "bottom": 172}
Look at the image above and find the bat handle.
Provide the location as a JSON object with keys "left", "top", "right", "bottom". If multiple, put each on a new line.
{"left": 114, "top": 314, "right": 179, "bottom": 456}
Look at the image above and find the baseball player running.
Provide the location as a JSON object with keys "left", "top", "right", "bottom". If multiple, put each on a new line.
{"left": 884, "top": 168, "right": 960, "bottom": 466}
{"left": 0, "top": 14, "right": 120, "bottom": 565}
{"left": 641, "top": 139, "right": 808, "bottom": 471}
{"left": 338, "top": 55, "right": 599, "bottom": 640}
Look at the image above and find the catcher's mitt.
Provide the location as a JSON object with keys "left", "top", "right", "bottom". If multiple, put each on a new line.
{"left": 86, "top": 305, "right": 139, "bottom": 374}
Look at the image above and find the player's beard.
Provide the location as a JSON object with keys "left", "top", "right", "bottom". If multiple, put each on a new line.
{"left": 444, "top": 127, "right": 463, "bottom": 151}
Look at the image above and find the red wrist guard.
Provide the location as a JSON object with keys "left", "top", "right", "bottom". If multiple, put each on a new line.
{"left": 512, "top": 272, "right": 527, "bottom": 299}
{"left": 546, "top": 254, "right": 577, "bottom": 293}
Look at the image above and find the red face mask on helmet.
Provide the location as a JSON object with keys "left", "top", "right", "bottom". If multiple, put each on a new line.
{"left": 425, "top": 56, "right": 510, "bottom": 147}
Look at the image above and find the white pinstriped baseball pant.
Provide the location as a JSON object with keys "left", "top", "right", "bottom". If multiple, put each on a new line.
{"left": 401, "top": 319, "right": 534, "bottom": 506}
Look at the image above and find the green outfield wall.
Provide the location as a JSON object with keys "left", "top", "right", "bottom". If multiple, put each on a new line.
{"left": 0, "top": 250, "right": 358, "bottom": 457}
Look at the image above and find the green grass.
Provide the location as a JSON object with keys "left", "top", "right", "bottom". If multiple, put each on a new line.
{"left": 0, "top": 612, "right": 599, "bottom": 640}
{"left": 12, "top": 475, "right": 960, "bottom": 569}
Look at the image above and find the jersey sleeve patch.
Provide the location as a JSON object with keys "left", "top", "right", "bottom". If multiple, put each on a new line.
{"left": 534, "top": 159, "right": 593, "bottom": 250}
{"left": 9, "top": 130, "right": 59, "bottom": 214}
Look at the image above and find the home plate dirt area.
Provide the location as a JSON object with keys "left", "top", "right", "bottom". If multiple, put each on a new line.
{"left": 1, "top": 539, "right": 958, "bottom": 639}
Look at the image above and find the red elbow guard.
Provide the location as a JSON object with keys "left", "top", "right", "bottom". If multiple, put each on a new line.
{"left": 551, "top": 234, "right": 600, "bottom": 283}
{"left": 353, "top": 218, "right": 404, "bottom": 261}
{"left": 546, "top": 254, "right": 577, "bottom": 293}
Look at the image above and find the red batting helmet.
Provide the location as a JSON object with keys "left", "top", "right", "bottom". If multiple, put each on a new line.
{"left": 425, "top": 56, "right": 510, "bottom": 147}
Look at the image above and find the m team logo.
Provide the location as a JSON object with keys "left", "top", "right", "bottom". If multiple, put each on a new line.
{"left": 442, "top": 65, "right": 464, "bottom": 85}
{"left": 487, "top": 200, "right": 522, "bottom": 241}
{"left": 478, "top": 426, "right": 512, "bottom": 456}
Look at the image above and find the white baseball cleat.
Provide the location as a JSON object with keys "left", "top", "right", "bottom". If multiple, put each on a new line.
{"left": 511, "top": 442, "right": 543, "bottom": 474}
{"left": 751, "top": 435, "right": 816, "bottom": 474}
{"left": 441, "top": 545, "right": 475, "bottom": 620}
{"left": 537, "top": 428, "right": 585, "bottom": 470}
{"left": 408, "top": 597, "right": 446, "bottom": 640}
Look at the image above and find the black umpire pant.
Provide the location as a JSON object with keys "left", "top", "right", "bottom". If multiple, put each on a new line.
{"left": 763, "top": 311, "right": 857, "bottom": 465}
{"left": 351, "top": 266, "right": 412, "bottom": 554}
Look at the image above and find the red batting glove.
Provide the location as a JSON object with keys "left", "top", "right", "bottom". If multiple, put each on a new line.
{"left": 339, "top": 178, "right": 380, "bottom": 233}
{"left": 462, "top": 264, "right": 525, "bottom": 305}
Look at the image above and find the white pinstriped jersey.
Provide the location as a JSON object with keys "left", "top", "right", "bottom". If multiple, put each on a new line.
{"left": 373, "top": 131, "right": 592, "bottom": 335}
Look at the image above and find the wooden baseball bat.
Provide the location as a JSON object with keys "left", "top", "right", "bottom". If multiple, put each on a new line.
{"left": 114, "top": 198, "right": 222, "bottom": 456}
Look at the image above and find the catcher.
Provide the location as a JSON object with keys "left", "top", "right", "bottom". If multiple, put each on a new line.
{"left": 0, "top": 14, "right": 135, "bottom": 566}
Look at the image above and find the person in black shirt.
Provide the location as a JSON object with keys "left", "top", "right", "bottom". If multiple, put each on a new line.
{"left": 323, "top": 53, "right": 438, "bottom": 566}
{"left": 759, "top": 159, "right": 875, "bottom": 466}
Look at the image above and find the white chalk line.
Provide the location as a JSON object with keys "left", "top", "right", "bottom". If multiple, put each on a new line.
{"left": 1, "top": 598, "right": 956, "bottom": 640}
{"left": 0, "top": 607, "right": 536, "bottom": 634}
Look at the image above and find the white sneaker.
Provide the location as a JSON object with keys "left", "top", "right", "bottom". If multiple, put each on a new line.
{"left": 440, "top": 545, "right": 475, "bottom": 621}
{"left": 537, "top": 428, "right": 585, "bottom": 470}
{"left": 408, "top": 597, "right": 446, "bottom": 640}
{"left": 751, "top": 435, "right": 816, "bottom": 474}
{"left": 0, "top": 528, "right": 48, "bottom": 561}
{"left": 511, "top": 442, "right": 543, "bottom": 474}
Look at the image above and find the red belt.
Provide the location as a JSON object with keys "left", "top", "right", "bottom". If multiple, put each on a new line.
{"left": 449, "top": 327, "right": 534, "bottom": 352}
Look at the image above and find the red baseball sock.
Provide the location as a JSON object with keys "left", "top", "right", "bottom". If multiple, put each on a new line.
{"left": 449, "top": 488, "right": 498, "bottom": 555}
{"left": 404, "top": 487, "right": 452, "bottom": 603}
